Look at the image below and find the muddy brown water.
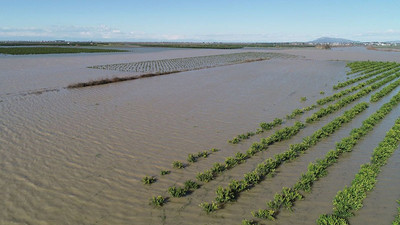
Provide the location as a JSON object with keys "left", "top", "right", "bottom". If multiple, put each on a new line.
{"left": 1, "top": 47, "right": 400, "bottom": 225}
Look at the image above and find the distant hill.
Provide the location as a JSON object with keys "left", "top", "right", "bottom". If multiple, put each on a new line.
{"left": 311, "top": 37, "right": 358, "bottom": 44}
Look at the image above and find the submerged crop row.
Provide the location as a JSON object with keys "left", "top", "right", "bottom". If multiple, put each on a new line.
{"left": 370, "top": 76, "right": 400, "bottom": 102}
{"left": 307, "top": 71, "right": 400, "bottom": 123}
{"left": 230, "top": 62, "right": 400, "bottom": 145}
{"left": 90, "top": 52, "right": 289, "bottom": 73}
{"left": 333, "top": 63, "right": 400, "bottom": 90}
{"left": 203, "top": 102, "right": 369, "bottom": 211}
{"left": 251, "top": 91, "right": 400, "bottom": 222}
{"left": 393, "top": 200, "right": 400, "bottom": 225}
{"left": 346, "top": 61, "right": 389, "bottom": 75}
{"left": 152, "top": 66, "right": 398, "bottom": 205}
{"left": 317, "top": 116, "right": 400, "bottom": 225}
{"left": 318, "top": 67, "right": 400, "bottom": 105}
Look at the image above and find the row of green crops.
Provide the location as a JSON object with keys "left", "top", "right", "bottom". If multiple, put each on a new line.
{"left": 348, "top": 62, "right": 392, "bottom": 77}
{"left": 143, "top": 148, "right": 218, "bottom": 185}
{"left": 333, "top": 63, "right": 400, "bottom": 89}
{"left": 229, "top": 62, "right": 400, "bottom": 145}
{"left": 228, "top": 118, "right": 283, "bottom": 144}
{"left": 307, "top": 71, "right": 400, "bottom": 123}
{"left": 152, "top": 67, "right": 400, "bottom": 205}
{"left": 318, "top": 67, "right": 400, "bottom": 105}
{"left": 202, "top": 102, "right": 369, "bottom": 212}
{"left": 370, "top": 77, "right": 400, "bottom": 102}
{"left": 197, "top": 121, "right": 305, "bottom": 184}
{"left": 149, "top": 61, "right": 399, "bottom": 211}
{"left": 317, "top": 116, "right": 400, "bottom": 225}
{"left": 393, "top": 200, "right": 400, "bottom": 225}
{"left": 252, "top": 91, "right": 400, "bottom": 222}
{"left": 346, "top": 61, "right": 388, "bottom": 75}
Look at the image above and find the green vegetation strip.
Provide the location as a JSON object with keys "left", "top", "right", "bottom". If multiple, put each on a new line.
{"left": 230, "top": 62, "right": 400, "bottom": 144}
{"left": 251, "top": 92, "right": 400, "bottom": 222}
{"left": 347, "top": 62, "right": 390, "bottom": 77}
{"left": 155, "top": 65, "right": 399, "bottom": 202}
{"left": 203, "top": 102, "right": 369, "bottom": 212}
{"left": 333, "top": 63, "right": 400, "bottom": 90}
{"left": 318, "top": 67, "right": 400, "bottom": 105}
{"left": 0, "top": 47, "right": 127, "bottom": 55}
{"left": 317, "top": 116, "right": 400, "bottom": 225}
{"left": 307, "top": 71, "right": 400, "bottom": 123}
{"left": 346, "top": 61, "right": 387, "bottom": 75}
{"left": 370, "top": 77, "right": 400, "bottom": 102}
{"left": 393, "top": 200, "right": 400, "bottom": 225}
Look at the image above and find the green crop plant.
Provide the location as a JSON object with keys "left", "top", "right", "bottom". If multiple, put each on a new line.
{"left": 241, "top": 219, "right": 259, "bottom": 225}
{"left": 200, "top": 201, "right": 219, "bottom": 213}
{"left": 198, "top": 151, "right": 209, "bottom": 158}
{"left": 150, "top": 196, "right": 166, "bottom": 207}
{"left": 229, "top": 118, "right": 283, "bottom": 144}
{"left": 320, "top": 91, "right": 325, "bottom": 95}
{"left": 168, "top": 186, "right": 187, "bottom": 197}
{"left": 172, "top": 161, "right": 184, "bottom": 169}
{"left": 370, "top": 77, "right": 400, "bottom": 102}
{"left": 184, "top": 180, "right": 200, "bottom": 190}
{"left": 206, "top": 102, "right": 368, "bottom": 210}
{"left": 300, "top": 96, "right": 307, "bottom": 102}
{"left": 196, "top": 170, "right": 214, "bottom": 182}
{"left": 252, "top": 92, "right": 400, "bottom": 221}
{"left": 210, "top": 148, "right": 219, "bottom": 152}
{"left": 307, "top": 72, "right": 400, "bottom": 123}
{"left": 316, "top": 214, "right": 348, "bottom": 225}
{"left": 318, "top": 66, "right": 400, "bottom": 106}
{"left": 333, "top": 63, "right": 400, "bottom": 89}
{"left": 251, "top": 209, "right": 276, "bottom": 220}
{"left": 160, "top": 170, "right": 170, "bottom": 175}
{"left": 393, "top": 200, "right": 400, "bottom": 225}
{"left": 187, "top": 154, "right": 197, "bottom": 163}
{"left": 317, "top": 115, "right": 400, "bottom": 224}
{"left": 142, "top": 176, "right": 156, "bottom": 185}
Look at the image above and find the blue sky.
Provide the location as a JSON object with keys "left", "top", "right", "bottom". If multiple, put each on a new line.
{"left": 1, "top": 0, "right": 399, "bottom": 42}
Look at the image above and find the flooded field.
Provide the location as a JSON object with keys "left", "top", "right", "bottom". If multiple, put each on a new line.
{"left": 1, "top": 47, "right": 400, "bottom": 225}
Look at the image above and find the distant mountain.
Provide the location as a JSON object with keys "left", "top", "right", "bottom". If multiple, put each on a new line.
{"left": 311, "top": 37, "right": 358, "bottom": 44}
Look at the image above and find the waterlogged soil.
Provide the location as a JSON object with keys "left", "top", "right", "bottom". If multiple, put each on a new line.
{"left": 0, "top": 47, "right": 399, "bottom": 225}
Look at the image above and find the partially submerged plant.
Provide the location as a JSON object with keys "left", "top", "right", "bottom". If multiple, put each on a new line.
{"left": 142, "top": 176, "right": 156, "bottom": 185}
{"left": 200, "top": 201, "right": 220, "bottom": 213}
{"left": 160, "top": 170, "right": 170, "bottom": 175}
{"left": 172, "top": 161, "right": 184, "bottom": 169}
{"left": 150, "top": 196, "right": 166, "bottom": 207}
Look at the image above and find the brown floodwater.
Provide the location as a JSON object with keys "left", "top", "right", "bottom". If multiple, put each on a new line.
{"left": 1, "top": 47, "right": 400, "bottom": 225}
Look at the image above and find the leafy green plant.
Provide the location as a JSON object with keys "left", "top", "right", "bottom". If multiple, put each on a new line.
{"left": 168, "top": 186, "right": 186, "bottom": 197}
{"left": 242, "top": 219, "right": 259, "bottom": 225}
{"left": 210, "top": 148, "right": 219, "bottom": 152}
{"left": 252, "top": 209, "right": 276, "bottom": 220}
{"left": 172, "top": 161, "right": 184, "bottom": 169}
{"left": 200, "top": 201, "right": 219, "bottom": 213}
{"left": 300, "top": 96, "right": 307, "bottom": 102}
{"left": 334, "top": 63, "right": 400, "bottom": 89}
{"left": 187, "top": 154, "right": 197, "bottom": 163}
{"left": 208, "top": 102, "right": 368, "bottom": 210}
{"left": 196, "top": 170, "right": 214, "bottom": 182}
{"left": 160, "top": 170, "right": 170, "bottom": 175}
{"left": 320, "top": 91, "right": 325, "bottom": 95}
{"left": 142, "top": 176, "right": 156, "bottom": 185}
{"left": 150, "top": 196, "right": 166, "bottom": 207}
{"left": 184, "top": 180, "right": 200, "bottom": 190}
{"left": 393, "top": 200, "right": 400, "bottom": 225}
